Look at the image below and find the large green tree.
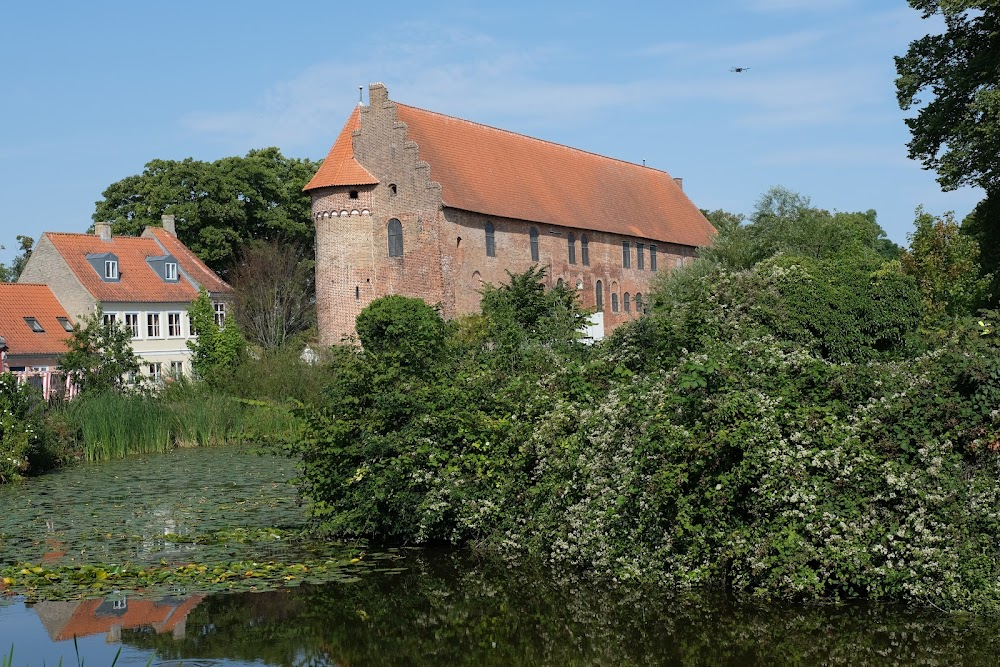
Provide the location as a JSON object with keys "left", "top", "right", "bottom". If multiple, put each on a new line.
{"left": 0, "top": 235, "right": 34, "bottom": 282}
{"left": 93, "top": 148, "right": 320, "bottom": 273}
{"left": 895, "top": 1, "right": 1000, "bottom": 193}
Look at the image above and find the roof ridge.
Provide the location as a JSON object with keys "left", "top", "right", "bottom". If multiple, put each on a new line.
{"left": 394, "top": 102, "right": 675, "bottom": 178}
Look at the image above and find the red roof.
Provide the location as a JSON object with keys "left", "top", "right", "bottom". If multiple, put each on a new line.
{"left": 142, "top": 227, "right": 231, "bottom": 295}
{"left": 304, "top": 106, "right": 379, "bottom": 190}
{"left": 43, "top": 231, "right": 231, "bottom": 303}
{"left": 0, "top": 283, "right": 73, "bottom": 356}
{"left": 306, "top": 96, "right": 715, "bottom": 246}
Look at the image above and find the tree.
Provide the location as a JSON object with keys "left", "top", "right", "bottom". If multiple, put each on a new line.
{"left": 901, "top": 207, "right": 993, "bottom": 326}
{"left": 228, "top": 241, "right": 316, "bottom": 350}
{"left": 961, "top": 193, "right": 1000, "bottom": 308}
{"left": 93, "top": 148, "right": 320, "bottom": 273}
{"left": 187, "top": 289, "right": 247, "bottom": 383}
{"left": 355, "top": 295, "right": 448, "bottom": 373}
{"left": 59, "top": 309, "right": 142, "bottom": 394}
{"left": 0, "top": 235, "right": 34, "bottom": 282}
{"left": 479, "top": 266, "right": 589, "bottom": 348}
{"left": 895, "top": 1, "right": 1000, "bottom": 193}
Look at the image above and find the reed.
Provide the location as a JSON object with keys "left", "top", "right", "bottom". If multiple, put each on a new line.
{"left": 69, "top": 393, "right": 172, "bottom": 462}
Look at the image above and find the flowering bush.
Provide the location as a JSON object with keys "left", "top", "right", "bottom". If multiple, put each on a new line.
{"left": 0, "top": 373, "right": 42, "bottom": 482}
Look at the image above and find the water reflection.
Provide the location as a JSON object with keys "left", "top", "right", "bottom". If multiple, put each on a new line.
{"left": 32, "top": 593, "right": 204, "bottom": 643}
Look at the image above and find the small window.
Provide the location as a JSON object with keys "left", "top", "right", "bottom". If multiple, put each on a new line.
{"left": 148, "top": 363, "right": 162, "bottom": 382}
{"left": 167, "top": 312, "right": 183, "bottom": 337}
{"left": 147, "top": 313, "right": 161, "bottom": 337}
{"left": 355, "top": 286, "right": 360, "bottom": 300}
{"left": 103, "top": 312, "right": 117, "bottom": 327}
{"left": 105, "top": 260, "right": 119, "bottom": 280}
{"left": 389, "top": 184, "right": 397, "bottom": 196}
{"left": 568, "top": 233, "right": 576, "bottom": 264}
{"left": 636, "top": 293, "right": 643, "bottom": 313}
{"left": 595, "top": 280, "right": 604, "bottom": 311}
{"left": 57, "top": 317, "right": 73, "bottom": 332}
{"left": 388, "top": 219, "right": 403, "bottom": 257}
{"left": 349, "top": 190, "right": 359, "bottom": 199}
{"left": 611, "top": 292, "right": 620, "bottom": 313}
{"left": 213, "top": 302, "right": 226, "bottom": 327}
{"left": 637, "top": 243, "right": 645, "bottom": 270}
{"left": 581, "top": 235, "right": 589, "bottom": 266}
{"left": 125, "top": 313, "right": 140, "bottom": 338}
{"left": 530, "top": 227, "right": 540, "bottom": 262}
{"left": 165, "top": 262, "right": 178, "bottom": 281}
{"left": 624, "top": 292, "right": 631, "bottom": 313}
{"left": 650, "top": 245, "right": 658, "bottom": 272}
{"left": 557, "top": 278, "right": 564, "bottom": 288}
{"left": 170, "top": 360, "right": 184, "bottom": 377}
{"left": 622, "top": 241, "right": 631, "bottom": 269}
{"left": 24, "top": 317, "right": 44, "bottom": 333}
{"left": 485, "top": 222, "right": 496, "bottom": 258}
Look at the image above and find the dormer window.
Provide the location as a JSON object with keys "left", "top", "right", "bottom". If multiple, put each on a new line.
{"left": 165, "top": 262, "right": 178, "bottom": 281}
{"left": 145, "top": 254, "right": 179, "bottom": 282}
{"left": 24, "top": 317, "right": 44, "bottom": 333}
{"left": 57, "top": 317, "right": 73, "bottom": 332}
{"left": 86, "top": 252, "right": 120, "bottom": 282}
{"left": 105, "top": 260, "right": 119, "bottom": 280}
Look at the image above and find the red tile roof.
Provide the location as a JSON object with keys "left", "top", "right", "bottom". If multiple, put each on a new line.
{"left": 304, "top": 106, "right": 379, "bottom": 190}
{"left": 142, "top": 227, "right": 231, "bottom": 295}
{"left": 0, "top": 283, "right": 73, "bottom": 356}
{"left": 306, "top": 98, "right": 715, "bottom": 246}
{"left": 43, "top": 230, "right": 231, "bottom": 304}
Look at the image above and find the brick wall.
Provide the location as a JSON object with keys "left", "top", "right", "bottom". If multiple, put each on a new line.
{"left": 18, "top": 235, "right": 96, "bottom": 321}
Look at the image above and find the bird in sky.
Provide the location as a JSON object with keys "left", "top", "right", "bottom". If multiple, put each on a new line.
{"left": 730, "top": 67, "right": 750, "bottom": 73}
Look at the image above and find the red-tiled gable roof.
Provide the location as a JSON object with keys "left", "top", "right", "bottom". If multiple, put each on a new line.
{"left": 304, "top": 106, "right": 379, "bottom": 190}
{"left": 393, "top": 104, "right": 715, "bottom": 246}
{"left": 142, "top": 227, "right": 232, "bottom": 295}
{"left": 0, "top": 283, "right": 73, "bottom": 356}
{"left": 44, "top": 231, "right": 230, "bottom": 303}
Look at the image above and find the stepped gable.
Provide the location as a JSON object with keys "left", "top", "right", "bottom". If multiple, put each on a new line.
{"left": 0, "top": 283, "right": 73, "bottom": 355}
{"left": 304, "top": 106, "right": 379, "bottom": 190}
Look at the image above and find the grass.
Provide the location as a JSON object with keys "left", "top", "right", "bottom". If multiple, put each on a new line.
{"left": 1, "top": 639, "right": 154, "bottom": 666}
{"left": 69, "top": 393, "right": 172, "bottom": 462}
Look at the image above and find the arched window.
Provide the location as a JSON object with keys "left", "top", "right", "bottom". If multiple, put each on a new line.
{"left": 611, "top": 292, "right": 619, "bottom": 313}
{"left": 624, "top": 292, "right": 631, "bottom": 313}
{"left": 595, "top": 280, "right": 604, "bottom": 311}
{"left": 568, "top": 233, "right": 576, "bottom": 264}
{"left": 530, "top": 227, "right": 539, "bottom": 261}
{"left": 581, "top": 235, "right": 589, "bottom": 266}
{"left": 635, "top": 293, "right": 643, "bottom": 312}
{"left": 387, "top": 219, "right": 403, "bottom": 257}
{"left": 556, "top": 277, "right": 564, "bottom": 288}
{"left": 485, "top": 222, "right": 496, "bottom": 257}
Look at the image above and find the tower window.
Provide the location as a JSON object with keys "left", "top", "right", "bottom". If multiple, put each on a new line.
{"left": 595, "top": 280, "right": 603, "bottom": 311}
{"left": 485, "top": 222, "right": 496, "bottom": 258}
{"left": 349, "top": 190, "right": 359, "bottom": 199}
{"left": 388, "top": 219, "right": 404, "bottom": 257}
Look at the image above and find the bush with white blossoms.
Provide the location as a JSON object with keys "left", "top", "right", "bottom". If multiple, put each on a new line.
{"left": 0, "top": 372, "right": 42, "bottom": 482}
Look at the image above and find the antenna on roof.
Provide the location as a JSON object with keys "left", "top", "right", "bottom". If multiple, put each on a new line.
{"left": 358, "top": 86, "right": 364, "bottom": 105}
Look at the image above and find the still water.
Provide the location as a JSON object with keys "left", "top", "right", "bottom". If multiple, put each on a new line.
{"left": 2, "top": 446, "right": 999, "bottom": 666}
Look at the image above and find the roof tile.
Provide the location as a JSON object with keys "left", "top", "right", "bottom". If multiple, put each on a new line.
{"left": 304, "top": 107, "right": 379, "bottom": 190}
{"left": 0, "top": 283, "right": 73, "bottom": 356}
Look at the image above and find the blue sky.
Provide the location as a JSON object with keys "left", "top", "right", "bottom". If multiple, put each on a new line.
{"left": 0, "top": 0, "right": 982, "bottom": 266}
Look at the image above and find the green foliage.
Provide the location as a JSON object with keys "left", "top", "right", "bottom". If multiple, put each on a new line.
{"left": 961, "top": 193, "right": 1000, "bottom": 309}
{"left": 187, "top": 289, "right": 247, "bottom": 384}
{"left": 93, "top": 148, "right": 319, "bottom": 272}
{"left": 901, "top": 207, "right": 993, "bottom": 327}
{"left": 0, "top": 374, "right": 43, "bottom": 483}
{"left": 58, "top": 308, "right": 141, "bottom": 395}
{"left": 895, "top": 2, "right": 1000, "bottom": 193}
{"left": 68, "top": 392, "right": 173, "bottom": 461}
{"left": 355, "top": 295, "right": 448, "bottom": 373}
{"left": 0, "top": 235, "right": 33, "bottom": 282}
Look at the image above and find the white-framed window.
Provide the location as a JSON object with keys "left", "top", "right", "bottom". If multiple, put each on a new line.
{"left": 167, "top": 312, "right": 183, "bottom": 337}
{"left": 213, "top": 302, "right": 226, "bottom": 327}
{"left": 165, "top": 262, "right": 178, "bottom": 281}
{"left": 24, "top": 317, "right": 44, "bottom": 333}
{"left": 170, "top": 360, "right": 184, "bottom": 377}
{"left": 125, "top": 312, "right": 140, "bottom": 338}
{"left": 147, "top": 312, "right": 161, "bottom": 338}
{"left": 102, "top": 312, "right": 118, "bottom": 327}
{"left": 105, "top": 260, "right": 119, "bottom": 280}
{"left": 148, "top": 363, "right": 162, "bottom": 382}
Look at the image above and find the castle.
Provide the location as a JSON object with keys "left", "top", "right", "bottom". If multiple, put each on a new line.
{"left": 305, "top": 83, "right": 715, "bottom": 345}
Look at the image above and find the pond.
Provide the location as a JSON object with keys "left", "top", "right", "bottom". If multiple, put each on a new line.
{"left": 2, "top": 446, "right": 1000, "bottom": 666}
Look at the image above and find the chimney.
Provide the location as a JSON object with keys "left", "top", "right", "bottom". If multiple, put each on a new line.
{"left": 161, "top": 214, "right": 176, "bottom": 236}
{"left": 369, "top": 82, "right": 388, "bottom": 106}
{"left": 94, "top": 222, "right": 112, "bottom": 241}
{"left": 673, "top": 177, "right": 684, "bottom": 191}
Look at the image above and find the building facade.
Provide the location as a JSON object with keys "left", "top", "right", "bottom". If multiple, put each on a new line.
{"left": 305, "top": 83, "right": 716, "bottom": 345}
{"left": 17, "top": 217, "right": 232, "bottom": 381}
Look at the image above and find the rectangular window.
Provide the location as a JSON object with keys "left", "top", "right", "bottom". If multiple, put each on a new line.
{"left": 147, "top": 313, "right": 161, "bottom": 337}
{"left": 622, "top": 241, "right": 631, "bottom": 269}
{"left": 581, "top": 236, "right": 589, "bottom": 266}
{"left": 105, "top": 260, "right": 119, "bottom": 280}
{"left": 24, "top": 317, "right": 44, "bottom": 333}
{"left": 213, "top": 302, "right": 226, "bottom": 328}
{"left": 650, "top": 245, "right": 658, "bottom": 272}
{"left": 168, "top": 312, "right": 183, "bottom": 337}
{"left": 165, "top": 262, "right": 178, "bottom": 281}
{"left": 148, "top": 363, "right": 162, "bottom": 382}
{"left": 170, "top": 360, "right": 184, "bottom": 377}
{"left": 636, "top": 243, "right": 645, "bottom": 270}
{"left": 568, "top": 235, "right": 576, "bottom": 265}
{"left": 125, "top": 313, "right": 140, "bottom": 338}
{"left": 102, "top": 312, "right": 117, "bottom": 327}
{"left": 57, "top": 317, "right": 73, "bottom": 332}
